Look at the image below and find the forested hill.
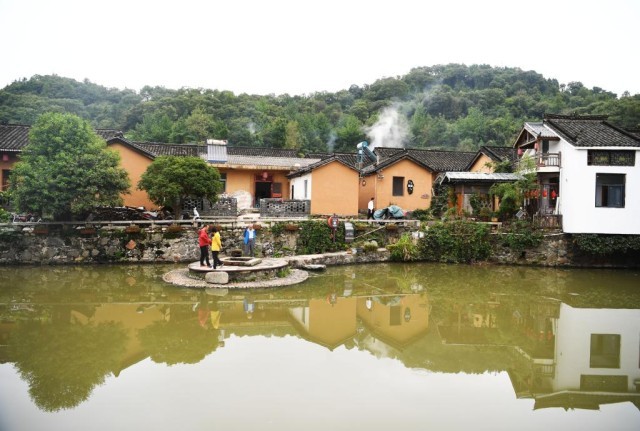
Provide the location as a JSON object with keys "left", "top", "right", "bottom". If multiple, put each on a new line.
{"left": 1, "top": 64, "right": 639, "bottom": 154}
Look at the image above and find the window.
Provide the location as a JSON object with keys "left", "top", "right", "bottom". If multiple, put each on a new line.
{"left": 1, "top": 169, "right": 10, "bottom": 191}
{"left": 272, "top": 182, "right": 282, "bottom": 198}
{"left": 588, "top": 150, "right": 635, "bottom": 166}
{"left": 541, "top": 140, "right": 549, "bottom": 153}
{"left": 590, "top": 334, "right": 621, "bottom": 368}
{"left": 392, "top": 176, "right": 404, "bottom": 196}
{"left": 595, "top": 174, "right": 625, "bottom": 208}
{"left": 219, "top": 173, "right": 227, "bottom": 193}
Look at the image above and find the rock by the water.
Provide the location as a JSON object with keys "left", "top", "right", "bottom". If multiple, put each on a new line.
{"left": 302, "top": 264, "right": 326, "bottom": 271}
{"left": 205, "top": 271, "right": 229, "bottom": 284}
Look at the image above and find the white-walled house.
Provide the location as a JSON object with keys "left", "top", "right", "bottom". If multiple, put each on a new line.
{"left": 514, "top": 115, "right": 640, "bottom": 234}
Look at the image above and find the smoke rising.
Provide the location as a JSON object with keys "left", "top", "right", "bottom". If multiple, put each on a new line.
{"left": 364, "top": 104, "right": 409, "bottom": 150}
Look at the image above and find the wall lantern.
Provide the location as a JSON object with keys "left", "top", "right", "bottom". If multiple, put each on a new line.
{"left": 407, "top": 180, "right": 414, "bottom": 195}
{"left": 361, "top": 179, "right": 366, "bottom": 186}
{"left": 262, "top": 171, "right": 269, "bottom": 180}
{"left": 2, "top": 154, "right": 8, "bottom": 162}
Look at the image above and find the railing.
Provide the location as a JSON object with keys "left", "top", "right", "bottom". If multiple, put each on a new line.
{"left": 259, "top": 199, "right": 310, "bottom": 218}
{"left": 537, "top": 153, "right": 561, "bottom": 168}
{"left": 533, "top": 213, "right": 562, "bottom": 229}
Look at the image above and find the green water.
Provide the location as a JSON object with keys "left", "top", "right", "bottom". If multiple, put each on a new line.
{"left": 1, "top": 262, "right": 639, "bottom": 431}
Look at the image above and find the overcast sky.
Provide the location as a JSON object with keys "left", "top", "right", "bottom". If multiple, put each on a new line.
{"left": 1, "top": 0, "right": 638, "bottom": 97}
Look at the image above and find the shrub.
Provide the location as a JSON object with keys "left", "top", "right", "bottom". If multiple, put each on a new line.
{"left": 497, "top": 220, "right": 543, "bottom": 251}
{"left": 418, "top": 220, "right": 491, "bottom": 263}
{"left": 572, "top": 234, "right": 640, "bottom": 255}
{"left": 296, "top": 220, "right": 345, "bottom": 254}
{"left": 388, "top": 233, "right": 418, "bottom": 262}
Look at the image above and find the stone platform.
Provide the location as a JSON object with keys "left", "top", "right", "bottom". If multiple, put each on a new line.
{"left": 163, "top": 266, "right": 309, "bottom": 290}
{"left": 163, "top": 257, "right": 310, "bottom": 289}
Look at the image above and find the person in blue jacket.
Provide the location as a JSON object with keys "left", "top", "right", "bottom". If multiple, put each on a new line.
{"left": 243, "top": 224, "right": 257, "bottom": 257}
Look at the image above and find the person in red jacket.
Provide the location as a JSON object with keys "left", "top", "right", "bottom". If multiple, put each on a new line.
{"left": 198, "top": 225, "right": 212, "bottom": 267}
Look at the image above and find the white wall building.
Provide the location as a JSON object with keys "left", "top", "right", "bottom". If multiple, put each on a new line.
{"left": 514, "top": 115, "right": 640, "bottom": 234}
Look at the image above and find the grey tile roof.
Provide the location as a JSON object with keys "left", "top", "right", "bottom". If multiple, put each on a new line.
{"left": 0, "top": 124, "right": 29, "bottom": 152}
{"left": 465, "top": 146, "right": 518, "bottom": 170}
{"left": 362, "top": 147, "right": 476, "bottom": 175}
{"left": 436, "top": 171, "right": 522, "bottom": 185}
{"left": 226, "top": 154, "right": 320, "bottom": 168}
{"left": 288, "top": 153, "right": 360, "bottom": 178}
{"left": 0, "top": 124, "right": 122, "bottom": 152}
{"left": 110, "top": 138, "right": 321, "bottom": 169}
{"left": 544, "top": 114, "right": 640, "bottom": 148}
{"left": 524, "top": 122, "right": 558, "bottom": 139}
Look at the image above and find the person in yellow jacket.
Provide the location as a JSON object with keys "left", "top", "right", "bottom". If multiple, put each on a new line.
{"left": 210, "top": 226, "right": 224, "bottom": 269}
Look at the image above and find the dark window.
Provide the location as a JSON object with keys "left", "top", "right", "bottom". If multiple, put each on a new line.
{"left": 595, "top": 174, "right": 625, "bottom": 208}
{"left": 392, "top": 177, "right": 404, "bottom": 196}
{"left": 1, "top": 169, "right": 10, "bottom": 191}
{"left": 219, "top": 173, "right": 227, "bottom": 192}
{"left": 590, "top": 334, "right": 621, "bottom": 368}
{"left": 272, "top": 182, "right": 282, "bottom": 198}
{"left": 588, "top": 150, "right": 635, "bottom": 166}
{"left": 542, "top": 140, "right": 549, "bottom": 153}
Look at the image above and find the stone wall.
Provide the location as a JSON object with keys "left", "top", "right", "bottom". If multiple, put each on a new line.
{"left": 0, "top": 224, "right": 634, "bottom": 267}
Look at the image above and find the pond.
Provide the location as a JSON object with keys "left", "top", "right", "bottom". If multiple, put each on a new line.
{"left": 0, "top": 262, "right": 639, "bottom": 431}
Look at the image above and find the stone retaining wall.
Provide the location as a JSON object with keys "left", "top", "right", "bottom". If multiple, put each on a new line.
{"left": 0, "top": 224, "right": 632, "bottom": 267}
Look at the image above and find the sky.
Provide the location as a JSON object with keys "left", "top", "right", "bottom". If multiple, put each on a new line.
{"left": 0, "top": 0, "right": 638, "bottom": 97}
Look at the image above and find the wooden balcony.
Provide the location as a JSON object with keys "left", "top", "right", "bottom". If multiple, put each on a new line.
{"left": 536, "top": 153, "right": 561, "bottom": 168}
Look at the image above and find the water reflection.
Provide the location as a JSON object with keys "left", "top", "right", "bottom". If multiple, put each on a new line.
{"left": 0, "top": 263, "right": 639, "bottom": 422}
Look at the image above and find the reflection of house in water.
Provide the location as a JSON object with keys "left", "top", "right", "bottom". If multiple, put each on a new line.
{"left": 289, "top": 297, "right": 357, "bottom": 350}
{"left": 216, "top": 293, "right": 429, "bottom": 352}
{"left": 70, "top": 303, "right": 169, "bottom": 374}
{"left": 356, "top": 294, "right": 430, "bottom": 351}
{"left": 510, "top": 304, "right": 640, "bottom": 411}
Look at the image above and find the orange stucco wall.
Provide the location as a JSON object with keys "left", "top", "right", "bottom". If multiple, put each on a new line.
{"left": 469, "top": 154, "right": 494, "bottom": 172}
{"left": 108, "top": 142, "right": 156, "bottom": 209}
{"left": 219, "top": 169, "right": 291, "bottom": 202}
{"left": 311, "top": 162, "right": 359, "bottom": 216}
{"left": 374, "top": 159, "right": 434, "bottom": 211}
{"left": 358, "top": 174, "right": 376, "bottom": 213}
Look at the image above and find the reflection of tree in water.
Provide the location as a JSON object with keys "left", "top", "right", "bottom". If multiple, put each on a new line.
{"left": 138, "top": 311, "right": 220, "bottom": 365}
{"left": 10, "top": 320, "right": 128, "bottom": 412}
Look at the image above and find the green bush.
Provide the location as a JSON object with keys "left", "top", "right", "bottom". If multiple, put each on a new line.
{"left": 572, "top": 234, "right": 640, "bottom": 255}
{"left": 497, "top": 220, "right": 543, "bottom": 251}
{"left": 418, "top": 220, "right": 491, "bottom": 263}
{"left": 296, "top": 221, "right": 345, "bottom": 254}
{"left": 0, "top": 208, "right": 10, "bottom": 222}
{"left": 388, "top": 233, "right": 418, "bottom": 261}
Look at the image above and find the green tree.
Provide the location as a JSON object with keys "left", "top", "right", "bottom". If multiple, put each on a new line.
{"left": 10, "top": 112, "right": 130, "bottom": 221}
{"left": 138, "top": 156, "right": 222, "bottom": 219}
{"left": 284, "top": 120, "right": 302, "bottom": 150}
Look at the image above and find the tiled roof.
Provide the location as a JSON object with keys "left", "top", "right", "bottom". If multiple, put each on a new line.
{"left": 228, "top": 147, "right": 301, "bottom": 158}
{"left": 362, "top": 147, "right": 476, "bottom": 175}
{"left": 465, "top": 146, "right": 518, "bottom": 170}
{"left": 288, "top": 153, "right": 360, "bottom": 178}
{"left": 543, "top": 114, "right": 640, "bottom": 148}
{"left": 110, "top": 138, "right": 321, "bottom": 169}
{"left": 123, "top": 141, "right": 202, "bottom": 158}
{"left": 436, "top": 172, "right": 522, "bottom": 185}
{"left": 226, "top": 154, "right": 320, "bottom": 168}
{"left": 0, "top": 124, "right": 30, "bottom": 152}
{"left": 0, "top": 124, "right": 123, "bottom": 152}
{"left": 524, "top": 122, "right": 558, "bottom": 139}
{"left": 481, "top": 146, "right": 517, "bottom": 163}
